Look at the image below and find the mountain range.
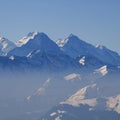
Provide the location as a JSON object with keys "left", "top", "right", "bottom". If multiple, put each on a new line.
{"left": 0, "top": 32, "right": 120, "bottom": 120}
{"left": 0, "top": 32, "right": 120, "bottom": 71}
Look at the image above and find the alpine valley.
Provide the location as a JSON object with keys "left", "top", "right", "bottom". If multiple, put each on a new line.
{"left": 0, "top": 32, "right": 120, "bottom": 120}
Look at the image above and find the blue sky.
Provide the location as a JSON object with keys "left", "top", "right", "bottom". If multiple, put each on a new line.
{"left": 0, "top": 0, "right": 120, "bottom": 53}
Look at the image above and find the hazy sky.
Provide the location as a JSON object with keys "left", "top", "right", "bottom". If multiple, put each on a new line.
{"left": 0, "top": 0, "right": 120, "bottom": 53}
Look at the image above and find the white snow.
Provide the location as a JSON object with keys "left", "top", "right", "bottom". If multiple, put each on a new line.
{"left": 61, "top": 84, "right": 97, "bottom": 107}
{"left": 9, "top": 32, "right": 62, "bottom": 56}
{"left": 60, "top": 79, "right": 120, "bottom": 114}
{"left": 56, "top": 39, "right": 66, "bottom": 47}
{"left": 16, "top": 32, "right": 39, "bottom": 47}
{"left": 79, "top": 56, "right": 85, "bottom": 65}
{"left": 64, "top": 73, "right": 80, "bottom": 81}
{"left": 9, "top": 56, "right": 15, "bottom": 60}
{"left": 107, "top": 95, "right": 120, "bottom": 113}
{"left": 94, "top": 65, "right": 108, "bottom": 76}
{"left": 57, "top": 110, "right": 66, "bottom": 114}
{"left": 56, "top": 34, "right": 77, "bottom": 47}
{"left": 50, "top": 112, "right": 56, "bottom": 117}
{"left": 55, "top": 116, "right": 61, "bottom": 120}
{"left": 26, "top": 50, "right": 41, "bottom": 58}
{"left": 0, "top": 37, "right": 16, "bottom": 55}
{"left": 95, "top": 44, "right": 104, "bottom": 49}
{"left": 50, "top": 110, "right": 66, "bottom": 118}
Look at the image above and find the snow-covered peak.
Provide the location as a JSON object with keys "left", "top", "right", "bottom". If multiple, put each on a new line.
{"left": 8, "top": 32, "right": 62, "bottom": 56}
{"left": 57, "top": 34, "right": 95, "bottom": 58}
{"left": 27, "top": 31, "right": 39, "bottom": 37}
{"left": 17, "top": 32, "right": 55, "bottom": 47}
{"left": 0, "top": 37, "right": 16, "bottom": 55}
{"left": 60, "top": 71, "right": 120, "bottom": 111}
{"left": 0, "top": 37, "right": 9, "bottom": 51}
{"left": 0, "top": 37, "right": 6, "bottom": 41}
{"left": 16, "top": 32, "right": 47, "bottom": 47}
{"left": 56, "top": 34, "right": 85, "bottom": 48}
{"left": 57, "top": 34, "right": 120, "bottom": 66}
{"left": 0, "top": 37, "right": 10, "bottom": 44}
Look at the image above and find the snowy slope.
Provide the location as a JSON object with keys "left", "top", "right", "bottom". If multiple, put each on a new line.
{"left": 24, "top": 65, "right": 111, "bottom": 119}
{"left": 8, "top": 32, "right": 62, "bottom": 57}
{"left": 0, "top": 37, "right": 16, "bottom": 55}
{"left": 57, "top": 34, "right": 120, "bottom": 66}
{"left": 5, "top": 32, "right": 82, "bottom": 71}
{"left": 6, "top": 32, "right": 120, "bottom": 67}
{"left": 62, "top": 73, "right": 120, "bottom": 109}
{"left": 41, "top": 73, "right": 120, "bottom": 120}
{"left": 57, "top": 34, "right": 94, "bottom": 58}
{"left": 16, "top": 32, "right": 39, "bottom": 47}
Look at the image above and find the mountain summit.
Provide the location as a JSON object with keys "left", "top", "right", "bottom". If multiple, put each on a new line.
{"left": 8, "top": 32, "right": 62, "bottom": 56}
{"left": 57, "top": 34, "right": 94, "bottom": 58}
{"left": 57, "top": 34, "right": 120, "bottom": 66}
{"left": 16, "top": 32, "right": 39, "bottom": 47}
{"left": 0, "top": 37, "right": 16, "bottom": 55}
